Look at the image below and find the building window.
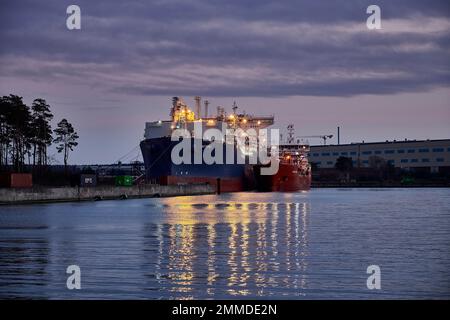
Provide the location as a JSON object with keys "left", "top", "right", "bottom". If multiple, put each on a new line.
{"left": 422, "top": 158, "right": 429, "bottom": 162}
{"left": 362, "top": 151, "right": 372, "bottom": 155}
{"left": 397, "top": 150, "right": 405, "bottom": 154}
{"left": 350, "top": 151, "right": 357, "bottom": 155}
{"left": 321, "top": 152, "right": 330, "bottom": 156}
{"left": 313, "top": 153, "right": 319, "bottom": 157}
{"left": 436, "top": 158, "right": 444, "bottom": 162}
{"left": 341, "top": 152, "right": 348, "bottom": 156}
{"left": 411, "top": 159, "right": 418, "bottom": 163}
{"left": 400, "top": 159, "right": 408, "bottom": 163}
{"left": 362, "top": 160, "right": 369, "bottom": 164}
{"left": 419, "top": 148, "right": 429, "bottom": 153}
{"left": 332, "top": 152, "right": 339, "bottom": 156}
{"left": 384, "top": 150, "right": 395, "bottom": 154}
{"left": 387, "top": 160, "right": 395, "bottom": 165}
{"left": 374, "top": 150, "right": 382, "bottom": 155}
{"left": 432, "top": 148, "right": 444, "bottom": 152}
{"left": 407, "top": 149, "right": 415, "bottom": 153}
{"left": 327, "top": 161, "right": 333, "bottom": 165}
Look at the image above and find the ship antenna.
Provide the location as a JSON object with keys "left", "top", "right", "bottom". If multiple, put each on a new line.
{"left": 287, "top": 124, "right": 295, "bottom": 144}
{"left": 232, "top": 101, "right": 238, "bottom": 115}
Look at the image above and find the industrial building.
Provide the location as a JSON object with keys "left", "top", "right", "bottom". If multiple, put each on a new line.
{"left": 309, "top": 139, "right": 450, "bottom": 173}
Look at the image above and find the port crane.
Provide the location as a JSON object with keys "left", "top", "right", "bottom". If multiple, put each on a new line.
{"left": 284, "top": 125, "right": 334, "bottom": 145}
{"left": 297, "top": 134, "right": 334, "bottom": 145}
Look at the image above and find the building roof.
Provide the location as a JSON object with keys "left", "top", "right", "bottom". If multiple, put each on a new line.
{"left": 310, "top": 139, "right": 450, "bottom": 148}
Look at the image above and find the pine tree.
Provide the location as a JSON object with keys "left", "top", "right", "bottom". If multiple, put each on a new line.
{"left": 0, "top": 95, "right": 32, "bottom": 172}
{"left": 53, "top": 118, "right": 79, "bottom": 170}
{"left": 31, "top": 98, "right": 53, "bottom": 166}
{"left": 0, "top": 96, "right": 13, "bottom": 169}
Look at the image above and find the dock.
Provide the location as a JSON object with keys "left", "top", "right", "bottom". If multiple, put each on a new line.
{"left": 0, "top": 184, "right": 215, "bottom": 205}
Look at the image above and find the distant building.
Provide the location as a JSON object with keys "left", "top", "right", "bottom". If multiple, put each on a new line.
{"left": 309, "top": 139, "right": 450, "bottom": 173}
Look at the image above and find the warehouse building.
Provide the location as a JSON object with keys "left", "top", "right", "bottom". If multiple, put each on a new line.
{"left": 309, "top": 139, "right": 450, "bottom": 173}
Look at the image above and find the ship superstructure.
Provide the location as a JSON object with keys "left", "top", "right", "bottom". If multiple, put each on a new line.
{"left": 143, "top": 97, "right": 274, "bottom": 140}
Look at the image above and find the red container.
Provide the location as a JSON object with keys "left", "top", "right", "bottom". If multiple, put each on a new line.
{"left": 0, "top": 173, "right": 33, "bottom": 188}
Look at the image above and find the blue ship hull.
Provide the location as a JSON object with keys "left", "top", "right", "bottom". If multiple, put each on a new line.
{"left": 140, "top": 137, "right": 250, "bottom": 191}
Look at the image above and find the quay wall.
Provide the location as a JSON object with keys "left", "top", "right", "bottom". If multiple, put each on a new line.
{"left": 0, "top": 184, "right": 215, "bottom": 205}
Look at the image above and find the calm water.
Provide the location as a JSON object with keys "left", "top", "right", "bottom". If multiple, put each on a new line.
{"left": 0, "top": 188, "right": 449, "bottom": 299}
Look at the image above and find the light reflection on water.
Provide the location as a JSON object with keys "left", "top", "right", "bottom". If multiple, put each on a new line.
{"left": 141, "top": 198, "right": 311, "bottom": 299}
{"left": 0, "top": 189, "right": 449, "bottom": 299}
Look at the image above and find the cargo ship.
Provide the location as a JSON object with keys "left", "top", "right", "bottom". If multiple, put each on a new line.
{"left": 140, "top": 97, "right": 275, "bottom": 192}
{"left": 140, "top": 97, "right": 311, "bottom": 192}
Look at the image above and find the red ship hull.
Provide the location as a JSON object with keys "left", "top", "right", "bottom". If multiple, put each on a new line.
{"left": 254, "top": 163, "right": 311, "bottom": 192}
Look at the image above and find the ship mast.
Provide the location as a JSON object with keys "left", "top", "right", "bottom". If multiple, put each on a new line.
{"left": 232, "top": 101, "right": 238, "bottom": 115}
{"left": 287, "top": 124, "right": 295, "bottom": 144}
{"left": 194, "top": 96, "right": 201, "bottom": 120}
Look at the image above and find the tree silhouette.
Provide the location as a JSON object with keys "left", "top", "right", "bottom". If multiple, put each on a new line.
{"left": 0, "top": 95, "right": 33, "bottom": 172}
{"left": 31, "top": 98, "right": 53, "bottom": 166}
{"left": 0, "top": 96, "right": 13, "bottom": 169}
{"left": 53, "top": 118, "right": 79, "bottom": 170}
{"left": 1, "top": 94, "right": 78, "bottom": 176}
{"left": 335, "top": 156, "right": 353, "bottom": 172}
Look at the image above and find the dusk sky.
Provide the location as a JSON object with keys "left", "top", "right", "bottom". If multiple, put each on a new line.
{"left": 1, "top": 0, "right": 449, "bottom": 164}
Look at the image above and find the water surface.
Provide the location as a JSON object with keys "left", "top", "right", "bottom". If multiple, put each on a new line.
{"left": 0, "top": 188, "right": 449, "bottom": 299}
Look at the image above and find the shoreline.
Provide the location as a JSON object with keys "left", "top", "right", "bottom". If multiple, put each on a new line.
{"left": 1, "top": 183, "right": 449, "bottom": 205}
{"left": 311, "top": 182, "right": 450, "bottom": 188}
{"left": 0, "top": 184, "right": 215, "bottom": 205}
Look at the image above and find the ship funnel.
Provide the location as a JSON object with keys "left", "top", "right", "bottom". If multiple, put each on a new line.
{"left": 194, "top": 96, "right": 201, "bottom": 120}
{"left": 204, "top": 100, "right": 209, "bottom": 118}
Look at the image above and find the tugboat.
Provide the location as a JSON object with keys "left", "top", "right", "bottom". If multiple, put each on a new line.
{"left": 254, "top": 124, "right": 311, "bottom": 192}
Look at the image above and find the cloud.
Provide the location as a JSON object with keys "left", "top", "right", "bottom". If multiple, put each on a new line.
{"left": 0, "top": 0, "right": 449, "bottom": 97}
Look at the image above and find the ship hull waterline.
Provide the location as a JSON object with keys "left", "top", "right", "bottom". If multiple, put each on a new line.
{"left": 140, "top": 137, "right": 311, "bottom": 193}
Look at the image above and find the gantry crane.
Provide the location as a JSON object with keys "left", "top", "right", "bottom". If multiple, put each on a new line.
{"left": 297, "top": 134, "right": 334, "bottom": 145}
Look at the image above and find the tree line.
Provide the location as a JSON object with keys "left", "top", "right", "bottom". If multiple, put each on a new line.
{"left": 0, "top": 94, "right": 79, "bottom": 172}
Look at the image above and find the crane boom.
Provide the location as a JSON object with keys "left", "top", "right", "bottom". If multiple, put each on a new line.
{"left": 297, "top": 134, "right": 334, "bottom": 145}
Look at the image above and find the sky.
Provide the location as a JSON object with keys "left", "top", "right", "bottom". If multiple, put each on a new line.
{"left": 0, "top": 0, "right": 449, "bottom": 164}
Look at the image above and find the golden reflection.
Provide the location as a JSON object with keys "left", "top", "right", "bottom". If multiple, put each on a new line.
{"left": 270, "top": 202, "right": 279, "bottom": 266}
{"left": 155, "top": 193, "right": 310, "bottom": 298}
{"left": 206, "top": 224, "right": 218, "bottom": 293}
{"left": 155, "top": 223, "right": 163, "bottom": 281}
{"left": 226, "top": 223, "right": 238, "bottom": 295}
{"left": 255, "top": 219, "right": 267, "bottom": 290}
{"left": 167, "top": 224, "right": 195, "bottom": 294}
{"left": 238, "top": 223, "right": 251, "bottom": 288}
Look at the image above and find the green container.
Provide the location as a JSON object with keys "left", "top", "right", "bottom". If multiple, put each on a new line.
{"left": 401, "top": 176, "right": 415, "bottom": 185}
{"left": 115, "top": 175, "right": 133, "bottom": 187}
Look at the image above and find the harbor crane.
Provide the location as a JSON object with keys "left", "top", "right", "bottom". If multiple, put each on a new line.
{"left": 297, "top": 134, "right": 334, "bottom": 145}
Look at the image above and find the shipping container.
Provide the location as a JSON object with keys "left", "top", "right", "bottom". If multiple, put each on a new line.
{"left": 115, "top": 175, "right": 133, "bottom": 187}
{"left": 80, "top": 174, "right": 97, "bottom": 187}
{"left": 0, "top": 173, "right": 33, "bottom": 188}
